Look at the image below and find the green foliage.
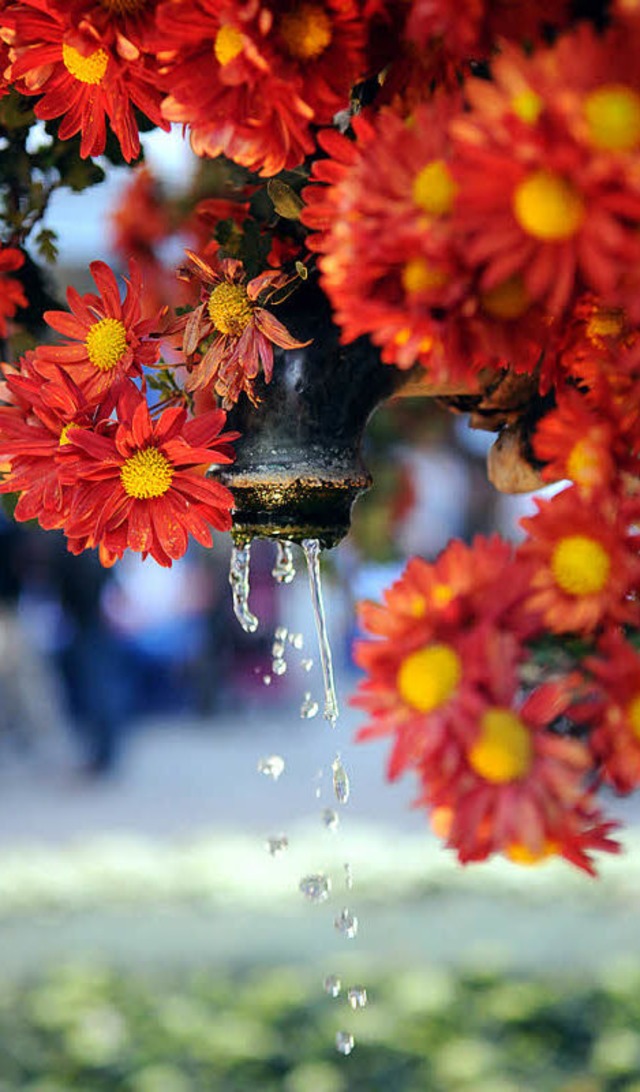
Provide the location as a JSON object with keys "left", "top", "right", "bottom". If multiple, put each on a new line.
{"left": 2, "top": 962, "right": 640, "bottom": 1090}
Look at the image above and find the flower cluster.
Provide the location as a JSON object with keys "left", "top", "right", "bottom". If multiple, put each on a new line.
{"left": 0, "top": 261, "right": 238, "bottom": 565}
{"left": 1, "top": 0, "right": 640, "bottom": 875}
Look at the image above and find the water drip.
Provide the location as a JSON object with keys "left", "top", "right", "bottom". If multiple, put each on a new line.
{"left": 229, "top": 544, "right": 258, "bottom": 633}
{"left": 272, "top": 540, "right": 296, "bottom": 584}
{"left": 303, "top": 538, "right": 338, "bottom": 727}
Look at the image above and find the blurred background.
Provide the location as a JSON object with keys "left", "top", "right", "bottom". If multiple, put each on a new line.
{"left": 1, "top": 129, "right": 640, "bottom": 1091}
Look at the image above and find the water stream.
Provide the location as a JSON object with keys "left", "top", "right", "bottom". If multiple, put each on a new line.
{"left": 229, "top": 544, "right": 259, "bottom": 633}
{"left": 231, "top": 537, "right": 359, "bottom": 1055}
{"left": 302, "top": 538, "right": 339, "bottom": 727}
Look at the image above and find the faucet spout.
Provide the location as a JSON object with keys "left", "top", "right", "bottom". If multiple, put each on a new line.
{"left": 217, "top": 283, "right": 401, "bottom": 548}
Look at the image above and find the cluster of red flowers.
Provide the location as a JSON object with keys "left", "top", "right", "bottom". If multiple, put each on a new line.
{"left": 1, "top": 0, "right": 640, "bottom": 874}
{"left": 0, "top": 261, "right": 238, "bottom": 565}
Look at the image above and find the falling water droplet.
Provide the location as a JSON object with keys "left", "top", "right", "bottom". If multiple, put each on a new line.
{"left": 302, "top": 539, "right": 339, "bottom": 726}
{"left": 272, "top": 540, "right": 296, "bottom": 584}
{"left": 335, "top": 1031, "right": 355, "bottom": 1056}
{"left": 257, "top": 754, "right": 285, "bottom": 780}
{"left": 322, "top": 808, "right": 339, "bottom": 832}
{"left": 272, "top": 659, "right": 287, "bottom": 676}
{"left": 300, "top": 658, "right": 314, "bottom": 673}
{"left": 275, "top": 625, "right": 288, "bottom": 641}
{"left": 288, "top": 632, "right": 304, "bottom": 650}
{"left": 347, "top": 987, "right": 368, "bottom": 1010}
{"left": 332, "top": 756, "right": 350, "bottom": 805}
{"left": 299, "top": 874, "right": 331, "bottom": 902}
{"left": 229, "top": 544, "right": 258, "bottom": 633}
{"left": 323, "top": 974, "right": 341, "bottom": 998}
{"left": 265, "top": 834, "right": 289, "bottom": 856}
{"left": 300, "top": 692, "right": 319, "bottom": 719}
{"left": 334, "top": 908, "right": 358, "bottom": 938}
{"left": 263, "top": 675, "right": 272, "bottom": 686}
{"left": 344, "top": 862, "right": 353, "bottom": 890}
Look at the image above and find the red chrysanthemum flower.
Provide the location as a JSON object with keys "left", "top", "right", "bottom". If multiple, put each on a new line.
{"left": 303, "top": 98, "right": 492, "bottom": 384}
{"left": 156, "top": 0, "right": 366, "bottom": 177}
{"left": 449, "top": 27, "right": 640, "bottom": 319}
{"left": 5, "top": 0, "right": 168, "bottom": 160}
{"left": 0, "top": 356, "right": 95, "bottom": 528}
{"left": 578, "top": 630, "right": 640, "bottom": 794}
{"left": 406, "top": 0, "right": 571, "bottom": 62}
{"left": 0, "top": 245, "right": 27, "bottom": 338}
{"left": 417, "top": 677, "right": 619, "bottom": 875}
{"left": 519, "top": 487, "right": 640, "bottom": 635}
{"left": 36, "top": 259, "right": 163, "bottom": 404}
{"left": 179, "top": 252, "right": 308, "bottom": 408}
{"left": 60, "top": 383, "right": 238, "bottom": 567}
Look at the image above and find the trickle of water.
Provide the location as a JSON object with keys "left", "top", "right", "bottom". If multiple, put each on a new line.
{"left": 229, "top": 544, "right": 258, "bottom": 633}
{"left": 302, "top": 539, "right": 339, "bottom": 726}
{"left": 347, "top": 987, "right": 368, "bottom": 1010}
{"left": 335, "top": 1031, "right": 355, "bottom": 1056}
{"left": 299, "top": 873, "right": 332, "bottom": 903}
{"left": 272, "top": 541, "right": 296, "bottom": 584}
{"left": 300, "top": 658, "right": 314, "bottom": 672}
{"left": 272, "top": 659, "right": 287, "bottom": 676}
{"left": 288, "top": 632, "right": 304, "bottom": 650}
{"left": 324, "top": 975, "right": 342, "bottom": 998}
{"left": 257, "top": 754, "right": 285, "bottom": 780}
{"left": 332, "top": 756, "right": 350, "bottom": 805}
{"left": 300, "top": 692, "right": 319, "bottom": 719}
{"left": 322, "top": 808, "right": 339, "bottom": 832}
{"left": 263, "top": 675, "right": 272, "bottom": 686}
{"left": 344, "top": 862, "right": 353, "bottom": 890}
{"left": 265, "top": 834, "right": 289, "bottom": 856}
{"left": 334, "top": 908, "right": 358, "bottom": 938}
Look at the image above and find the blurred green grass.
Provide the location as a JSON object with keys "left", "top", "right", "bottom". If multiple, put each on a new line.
{"left": 2, "top": 960, "right": 640, "bottom": 1091}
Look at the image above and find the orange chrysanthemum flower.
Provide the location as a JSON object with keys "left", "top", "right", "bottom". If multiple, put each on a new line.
{"left": 418, "top": 677, "right": 619, "bottom": 875}
{"left": 352, "top": 537, "right": 541, "bottom": 779}
{"left": 450, "top": 27, "right": 640, "bottom": 319}
{"left": 179, "top": 252, "right": 308, "bottom": 408}
{"left": 519, "top": 487, "right": 640, "bottom": 635}
{"left": 156, "top": 0, "right": 365, "bottom": 177}
{"left": 0, "top": 245, "right": 27, "bottom": 338}
{"left": 0, "top": 356, "right": 94, "bottom": 528}
{"left": 5, "top": 0, "right": 168, "bottom": 160}
{"left": 533, "top": 388, "right": 618, "bottom": 498}
{"left": 578, "top": 630, "right": 640, "bottom": 794}
{"left": 60, "top": 384, "right": 238, "bottom": 567}
{"left": 36, "top": 259, "right": 163, "bottom": 404}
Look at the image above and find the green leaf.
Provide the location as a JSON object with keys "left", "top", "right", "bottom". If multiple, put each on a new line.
{"left": 35, "top": 227, "right": 59, "bottom": 264}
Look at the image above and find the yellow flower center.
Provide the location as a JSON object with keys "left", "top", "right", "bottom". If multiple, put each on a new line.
{"left": 566, "top": 437, "right": 602, "bottom": 488}
{"left": 207, "top": 282, "right": 253, "bottom": 337}
{"left": 481, "top": 275, "right": 530, "bottom": 319}
{"left": 402, "top": 256, "right": 449, "bottom": 295}
{"left": 279, "top": 3, "right": 332, "bottom": 61}
{"left": 627, "top": 693, "right": 640, "bottom": 742}
{"left": 396, "top": 643, "right": 462, "bottom": 714}
{"left": 550, "top": 534, "right": 611, "bottom": 596}
{"left": 85, "top": 317, "right": 128, "bottom": 372}
{"left": 120, "top": 447, "right": 174, "bottom": 499}
{"left": 412, "top": 160, "right": 456, "bottom": 217}
{"left": 432, "top": 583, "right": 454, "bottom": 609}
{"left": 584, "top": 85, "right": 640, "bottom": 151}
{"left": 511, "top": 89, "right": 543, "bottom": 125}
{"left": 99, "top": 0, "right": 147, "bottom": 12}
{"left": 62, "top": 43, "right": 109, "bottom": 85}
{"left": 58, "top": 423, "right": 78, "bottom": 447}
{"left": 505, "top": 840, "right": 558, "bottom": 865}
{"left": 586, "top": 306, "right": 625, "bottom": 343}
{"left": 214, "top": 24, "right": 245, "bottom": 66}
{"left": 513, "top": 170, "right": 585, "bottom": 241}
{"left": 468, "top": 708, "right": 532, "bottom": 784}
